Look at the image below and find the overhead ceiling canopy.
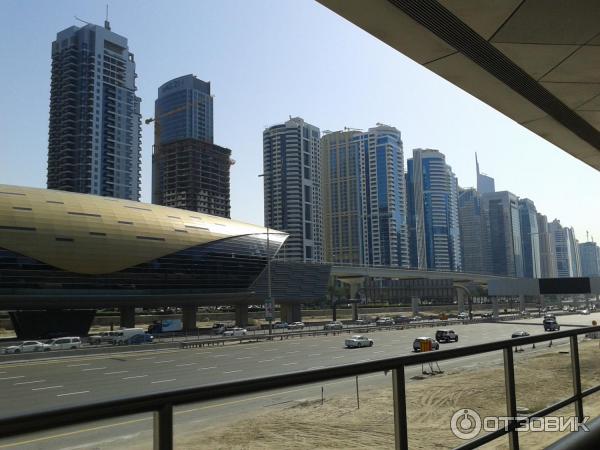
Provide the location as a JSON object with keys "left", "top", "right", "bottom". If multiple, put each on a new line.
{"left": 317, "top": 0, "right": 600, "bottom": 171}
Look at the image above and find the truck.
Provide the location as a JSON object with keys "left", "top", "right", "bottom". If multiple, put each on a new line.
{"left": 148, "top": 319, "right": 183, "bottom": 334}
{"left": 111, "top": 328, "right": 147, "bottom": 345}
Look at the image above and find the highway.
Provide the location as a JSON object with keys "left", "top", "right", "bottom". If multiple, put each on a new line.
{"left": 0, "top": 313, "right": 596, "bottom": 449}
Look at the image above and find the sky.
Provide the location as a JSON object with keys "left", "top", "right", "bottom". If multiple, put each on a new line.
{"left": 0, "top": 0, "right": 598, "bottom": 242}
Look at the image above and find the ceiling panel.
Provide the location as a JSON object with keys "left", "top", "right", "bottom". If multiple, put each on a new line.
{"left": 493, "top": 43, "right": 578, "bottom": 80}
{"left": 541, "top": 82, "right": 600, "bottom": 109}
{"left": 491, "top": 0, "right": 600, "bottom": 45}
{"left": 438, "top": 0, "right": 521, "bottom": 40}
{"left": 542, "top": 46, "right": 600, "bottom": 83}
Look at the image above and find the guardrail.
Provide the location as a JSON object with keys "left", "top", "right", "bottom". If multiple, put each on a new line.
{"left": 1, "top": 325, "right": 598, "bottom": 449}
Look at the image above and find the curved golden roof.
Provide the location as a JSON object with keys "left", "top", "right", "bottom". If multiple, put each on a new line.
{"left": 0, "top": 185, "right": 287, "bottom": 274}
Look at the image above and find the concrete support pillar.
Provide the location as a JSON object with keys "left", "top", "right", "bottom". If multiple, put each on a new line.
{"left": 349, "top": 283, "right": 360, "bottom": 301}
{"left": 235, "top": 305, "right": 249, "bottom": 327}
{"left": 182, "top": 305, "right": 197, "bottom": 330}
{"left": 280, "top": 303, "right": 302, "bottom": 323}
{"left": 456, "top": 289, "right": 466, "bottom": 314}
{"left": 492, "top": 297, "right": 499, "bottom": 319}
{"left": 119, "top": 306, "right": 135, "bottom": 329}
{"left": 411, "top": 297, "right": 420, "bottom": 316}
{"left": 351, "top": 303, "right": 359, "bottom": 322}
{"left": 519, "top": 294, "right": 526, "bottom": 313}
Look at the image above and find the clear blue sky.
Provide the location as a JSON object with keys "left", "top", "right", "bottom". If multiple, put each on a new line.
{"left": 0, "top": 0, "right": 598, "bottom": 242}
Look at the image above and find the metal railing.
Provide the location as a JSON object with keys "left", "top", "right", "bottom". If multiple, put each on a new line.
{"left": 1, "top": 326, "right": 599, "bottom": 450}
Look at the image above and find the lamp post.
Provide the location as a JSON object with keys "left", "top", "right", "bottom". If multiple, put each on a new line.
{"left": 258, "top": 173, "right": 273, "bottom": 336}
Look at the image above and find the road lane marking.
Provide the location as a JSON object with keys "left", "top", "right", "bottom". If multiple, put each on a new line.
{"left": 104, "top": 371, "right": 128, "bottom": 375}
{"left": 263, "top": 349, "right": 276, "bottom": 352}
{"left": 286, "top": 351, "right": 299, "bottom": 354}
{"left": 198, "top": 367, "right": 217, "bottom": 370}
{"left": 282, "top": 362, "right": 297, "bottom": 366}
{"left": 122, "top": 375, "right": 148, "bottom": 380}
{"left": 32, "top": 385, "right": 63, "bottom": 391}
{"left": 0, "top": 376, "right": 25, "bottom": 380}
{"left": 57, "top": 391, "right": 89, "bottom": 397}
{"left": 67, "top": 363, "right": 91, "bottom": 367}
{"left": 308, "top": 366, "right": 325, "bottom": 370}
{"left": 135, "top": 357, "right": 156, "bottom": 361}
{"left": 213, "top": 354, "right": 226, "bottom": 358}
{"left": 333, "top": 356, "right": 344, "bottom": 359}
{"left": 373, "top": 350, "right": 384, "bottom": 354}
{"left": 153, "top": 360, "right": 175, "bottom": 364}
{"left": 258, "top": 359, "right": 274, "bottom": 363}
{"left": 175, "top": 363, "right": 197, "bottom": 367}
{"left": 308, "top": 353, "right": 321, "bottom": 356}
{"left": 223, "top": 370, "right": 242, "bottom": 374}
{"left": 151, "top": 379, "right": 176, "bottom": 384}
{"left": 1, "top": 375, "right": 382, "bottom": 448}
{"left": 236, "top": 356, "right": 251, "bottom": 360}
{"left": 82, "top": 367, "right": 106, "bottom": 371}
{"left": 14, "top": 380, "right": 46, "bottom": 385}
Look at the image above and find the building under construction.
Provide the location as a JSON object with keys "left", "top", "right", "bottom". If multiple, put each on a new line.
{"left": 152, "top": 138, "right": 231, "bottom": 218}
{"left": 151, "top": 74, "right": 231, "bottom": 218}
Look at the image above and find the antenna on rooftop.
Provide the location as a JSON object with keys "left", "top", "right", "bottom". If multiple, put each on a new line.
{"left": 74, "top": 16, "right": 92, "bottom": 25}
{"left": 104, "top": 4, "right": 111, "bottom": 30}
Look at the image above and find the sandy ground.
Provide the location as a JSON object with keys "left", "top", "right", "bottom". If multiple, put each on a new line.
{"left": 166, "top": 340, "right": 600, "bottom": 450}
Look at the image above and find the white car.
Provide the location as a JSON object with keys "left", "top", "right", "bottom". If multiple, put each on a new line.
{"left": 457, "top": 312, "right": 469, "bottom": 320}
{"left": 376, "top": 318, "right": 394, "bottom": 326}
{"left": 223, "top": 327, "right": 247, "bottom": 337}
{"left": 324, "top": 321, "right": 344, "bottom": 330}
{"left": 3, "top": 341, "right": 45, "bottom": 354}
{"left": 43, "top": 337, "right": 82, "bottom": 351}
{"left": 345, "top": 335, "right": 373, "bottom": 348}
{"left": 288, "top": 322, "right": 305, "bottom": 330}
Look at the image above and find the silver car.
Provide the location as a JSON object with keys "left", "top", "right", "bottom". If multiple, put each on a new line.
{"left": 3, "top": 341, "right": 45, "bottom": 354}
{"left": 345, "top": 335, "right": 373, "bottom": 348}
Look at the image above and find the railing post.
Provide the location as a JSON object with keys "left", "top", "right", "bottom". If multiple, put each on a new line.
{"left": 570, "top": 336, "right": 584, "bottom": 423}
{"left": 392, "top": 366, "right": 409, "bottom": 450}
{"left": 503, "top": 347, "right": 519, "bottom": 450}
{"left": 154, "top": 404, "right": 173, "bottom": 450}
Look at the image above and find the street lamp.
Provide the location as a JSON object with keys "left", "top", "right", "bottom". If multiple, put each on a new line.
{"left": 258, "top": 172, "right": 273, "bottom": 336}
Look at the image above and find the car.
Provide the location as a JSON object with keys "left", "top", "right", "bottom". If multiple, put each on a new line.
{"left": 353, "top": 319, "right": 369, "bottom": 325}
{"left": 88, "top": 331, "right": 119, "bottom": 345}
{"left": 111, "top": 328, "right": 147, "bottom": 345}
{"left": 223, "top": 327, "right": 247, "bottom": 337}
{"left": 212, "top": 323, "right": 228, "bottom": 334}
{"left": 324, "top": 321, "right": 344, "bottom": 330}
{"left": 544, "top": 319, "right": 560, "bottom": 331}
{"left": 544, "top": 314, "right": 556, "bottom": 321}
{"left": 435, "top": 329, "right": 458, "bottom": 343}
{"left": 511, "top": 331, "right": 530, "bottom": 338}
{"left": 288, "top": 322, "right": 305, "bottom": 330}
{"left": 579, "top": 309, "right": 590, "bottom": 315}
{"left": 3, "top": 341, "right": 45, "bottom": 354}
{"left": 43, "top": 337, "right": 82, "bottom": 351}
{"left": 376, "top": 317, "right": 394, "bottom": 326}
{"left": 273, "top": 322, "right": 288, "bottom": 329}
{"left": 481, "top": 312, "right": 493, "bottom": 319}
{"left": 127, "top": 334, "right": 154, "bottom": 345}
{"left": 457, "top": 312, "right": 469, "bottom": 320}
{"left": 413, "top": 337, "right": 439, "bottom": 352}
{"left": 345, "top": 335, "right": 373, "bottom": 348}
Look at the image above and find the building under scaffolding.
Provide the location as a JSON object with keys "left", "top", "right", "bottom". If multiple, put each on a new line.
{"left": 152, "top": 138, "right": 231, "bottom": 218}
{"left": 364, "top": 278, "right": 455, "bottom": 304}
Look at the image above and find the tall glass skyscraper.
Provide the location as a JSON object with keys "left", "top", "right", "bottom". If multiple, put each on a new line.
{"left": 152, "top": 75, "right": 230, "bottom": 218}
{"left": 458, "top": 188, "right": 486, "bottom": 273}
{"left": 263, "top": 117, "right": 323, "bottom": 262}
{"left": 475, "top": 153, "right": 495, "bottom": 194}
{"left": 154, "top": 74, "right": 213, "bottom": 144}
{"left": 47, "top": 21, "right": 142, "bottom": 200}
{"left": 579, "top": 241, "right": 600, "bottom": 277}
{"left": 518, "top": 198, "right": 541, "bottom": 278}
{"left": 481, "top": 191, "right": 523, "bottom": 277}
{"left": 407, "top": 149, "right": 461, "bottom": 271}
{"left": 321, "top": 125, "right": 409, "bottom": 267}
{"left": 537, "top": 213, "right": 558, "bottom": 278}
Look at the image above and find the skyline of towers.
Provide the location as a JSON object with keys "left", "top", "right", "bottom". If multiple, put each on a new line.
{"left": 47, "top": 21, "right": 142, "bottom": 201}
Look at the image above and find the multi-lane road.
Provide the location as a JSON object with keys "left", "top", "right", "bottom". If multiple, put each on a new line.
{"left": 0, "top": 313, "right": 597, "bottom": 449}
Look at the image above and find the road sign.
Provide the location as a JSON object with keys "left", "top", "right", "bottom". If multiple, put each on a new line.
{"left": 265, "top": 298, "right": 274, "bottom": 321}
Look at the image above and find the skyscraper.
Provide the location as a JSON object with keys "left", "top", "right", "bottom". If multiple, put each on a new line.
{"left": 458, "top": 187, "right": 486, "bottom": 273}
{"left": 152, "top": 75, "right": 230, "bottom": 218}
{"left": 579, "top": 241, "right": 600, "bottom": 277}
{"left": 263, "top": 117, "right": 323, "bottom": 262}
{"left": 154, "top": 74, "right": 213, "bottom": 144}
{"left": 481, "top": 191, "right": 523, "bottom": 277}
{"left": 549, "top": 219, "right": 581, "bottom": 277}
{"left": 518, "top": 198, "right": 541, "bottom": 278}
{"left": 475, "top": 153, "right": 495, "bottom": 194}
{"left": 47, "top": 21, "right": 141, "bottom": 200}
{"left": 321, "top": 125, "right": 409, "bottom": 267}
{"left": 407, "top": 149, "right": 461, "bottom": 271}
{"left": 537, "top": 213, "right": 558, "bottom": 278}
